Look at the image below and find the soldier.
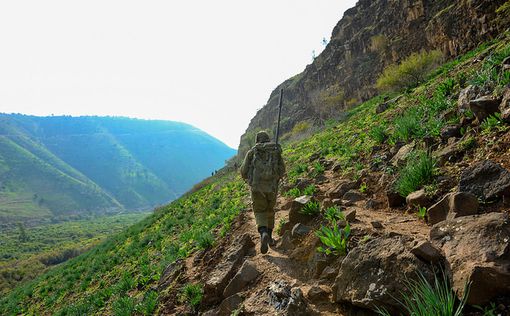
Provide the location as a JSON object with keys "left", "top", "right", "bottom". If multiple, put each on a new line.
{"left": 240, "top": 131, "right": 286, "bottom": 254}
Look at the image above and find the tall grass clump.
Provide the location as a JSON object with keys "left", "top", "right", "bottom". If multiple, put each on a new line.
{"left": 396, "top": 151, "right": 436, "bottom": 197}
{"left": 376, "top": 270, "right": 469, "bottom": 316}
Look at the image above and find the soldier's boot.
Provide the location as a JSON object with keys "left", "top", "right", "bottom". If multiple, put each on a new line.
{"left": 268, "top": 228, "right": 276, "bottom": 246}
{"left": 258, "top": 226, "right": 270, "bottom": 254}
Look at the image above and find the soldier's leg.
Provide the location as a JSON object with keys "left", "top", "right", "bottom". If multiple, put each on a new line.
{"left": 266, "top": 191, "right": 277, "bottom": 245}
{"left": 251, "top": 191, "right": 269, "bottom": 228}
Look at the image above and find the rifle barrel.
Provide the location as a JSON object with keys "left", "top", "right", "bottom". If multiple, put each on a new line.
{"left": 275, "top": 89, "right": 284, "bottom": 144}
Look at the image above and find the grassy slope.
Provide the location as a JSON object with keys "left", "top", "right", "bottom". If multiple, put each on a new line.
{"left": 1, "top": 33, "right": 509, "bottom": 315}
{"left": 0, "top": 213, "right": 148, "bottom": 295}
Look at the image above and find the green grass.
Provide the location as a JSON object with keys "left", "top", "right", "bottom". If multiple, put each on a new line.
{"left": 299, "top": 200, "right": 320, "bottom": 216}
{"left": 376, "top": 270, "right": 468, "bottom": 316}
{"left": 396, "top": 151, "right": 436, "bottom": 197}
{"left": 179, "top": 283, "right": 203, "bottom": 309}
{"left": 316, "top": 222, "right": 350, "bottom": 256}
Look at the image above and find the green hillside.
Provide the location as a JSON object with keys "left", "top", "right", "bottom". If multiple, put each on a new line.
{"left": 2, "top": 30, "right": 508, "bottom": 315}
{"left": 0, "top": 115, "right": 236, "bottom": 225}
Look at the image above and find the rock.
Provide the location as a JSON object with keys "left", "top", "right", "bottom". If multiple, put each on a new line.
{"left": 428, "top": 192, "right": 479, "bottom": 225}
{"left": 286, "top": 288, "right": 311, "bottom": 316}
{"left": 331, "top": 163, "right": 342, "bottom": 172}
{"left": 203, "top": 234, "right": 255, "bottom": 304}
{"left": 320, "top": 266, "right": 338, "bottom": 280}
{"left": 217, "top": 294, "right": 243, "bottom": 316}
{"left": 345, "top": 209, "right": 356, "bottom": 222}
{"left": 440, "top": 124, "right": 461, "bottom": 141}
{"left": 342, "top": 190, "right": 364, "bottom": 203}
{"left": 468, "top": 95, "right": 501, "bottom": 123}
{"left": 366, "top": 199, "right": 383, "bottom": 209}
{"left": 307, "top": 285, "right": 331, "bottom": 301}
{"left": 223, "top": 260, "right": 260, "bottom": 298}
{"left": 434, "top": 142, "right": 465, "bottom": 166}
{"left": 333, "top": 235, "right": 438, "bottom": 311}
{"left": 321, "top": 198, "right": 333, "bottom": 209}
{"left": 386, "top": 190, "right": 406, "bottom": 208}
{"left": 327, "top": 180, "right": 359, "bottom": 199}
{"left": 289, "top": 195, "right": 313, "bottom": 224}
{"left": 411, "top": 240, "right": 443, "bottom": 263}
{"left": 390, "top": 141, "right": 415, "bottom": 166}
{"left": 499, "top": 86, "right": 510, "bottom": 122}
{"left": 458, "top": 85, "right": 480, "bottom": 113}
{"left": 279, "top": 230, "right": 294, "bottom": 250}
{"left": 158, "top": 259, "right": 185, "bottom": 291}
{"left": 376, "top": 102, "right": 389, "bottom": 114}
{"left": 371, "top": 221, "right": 383, "bottom": 229}
{"left": 309, "top": 153, "right": 321, "bottom": 162}
{"left": 291, "top": 223, "right": 311, "bottom": 239}
{"left": 459, "top": 160, "right": 510, "bottom": 201}
{"left": 405, "top": 189, "right": 430, "bottom": 208}
{"left": 430, "top": 212, "right": 510, "bottom": 305}
{"left": 295, "top": 178, "right": 313, "bottom": 191}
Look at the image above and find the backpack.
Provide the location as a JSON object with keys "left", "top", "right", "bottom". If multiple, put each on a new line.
{"left": 249, "top": 143, "right": 281, "bottom": 192}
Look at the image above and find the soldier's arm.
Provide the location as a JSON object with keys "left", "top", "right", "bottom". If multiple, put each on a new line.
{"left": 240, "top": 149, "right": 254, "bottom": 180}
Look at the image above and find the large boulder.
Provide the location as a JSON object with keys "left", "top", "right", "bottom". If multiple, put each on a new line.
{"left": 458, "top": 85, "right": 480, "bottom": 113}
{"left": 468, "top": 95, "right": 501, "bottom": 123}
{"left": 390, "top": 142, "right": 415, "bottom": 167}
{"left": 430, "top": 212, "right": 510, "bottom": 305}
{"left": 332, "top": 235, "right": 438, "bottom": 311}
{"left": 266, "top": 281, "right": 312, "bottom": 315}
{"left": 427, "top": 192, "right": 479, "bottom": 225}
{"left": 406, "top": 189, "right": 430, "bottom": 208}
{"left": 459, "top": 160, "right": 510, "bottom": 201}
{"left": 203, "top": 234, "right": 255, "bottom": 304}
{"left": 223, "top": 260, "right": 260, "bottom": 297}
{"left": 327, "top": 179, "right": 360, "bottom": 199}
{"left": 289, "top": 195, "right": 313, "bottom": 224}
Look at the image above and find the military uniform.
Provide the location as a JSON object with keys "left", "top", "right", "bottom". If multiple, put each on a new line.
{"left": 240, "top": 131, "right": 285, "bottom": 253}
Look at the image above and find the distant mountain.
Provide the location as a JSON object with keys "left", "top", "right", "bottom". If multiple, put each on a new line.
{"left": 0, "top": 114, "right": 236, "bottom": 224}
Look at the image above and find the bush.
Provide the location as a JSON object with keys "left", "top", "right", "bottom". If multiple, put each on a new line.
{"left": 393, "top": 110, "right": 423, "bottom": 142}
{"left": 370, "top": 124, "right": 387, "bottom": 143}
{"left": 323, "top": 206, "right": 344, "bottom": 223}
{"left": 376, "top": 270, "right": 469, "bottom": 316}
{"left": 179, "top": 283, "right": 203, "bottom": 309}
{"left": 315, "top": 222, "right": 350, "bottom": 256}
{"left": 376, "top": 50, "right": 443, "bottom": 92}
{"left": 396, "top": 151, "right": 436, "bottom": 197}
{"left": 299, "top": 201, "right": 320, "bottom": 216}
{"left": 284, "top": 188, "right": 301, "bottom": 198}
{"left": 302, "top": 185, "right": 316, "bottom": 196}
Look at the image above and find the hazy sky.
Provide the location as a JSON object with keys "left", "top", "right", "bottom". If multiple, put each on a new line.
{"left": 0, "top": 0, "right": 357, "bottom": 148}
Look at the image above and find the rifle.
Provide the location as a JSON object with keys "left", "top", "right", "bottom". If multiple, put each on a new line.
{"left": 275, "top": 89, "right": 284, "bottom": 145}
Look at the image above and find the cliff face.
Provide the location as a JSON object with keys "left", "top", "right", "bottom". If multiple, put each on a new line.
{"left": 239, "top": 0, "right": 510, "bottom": 155}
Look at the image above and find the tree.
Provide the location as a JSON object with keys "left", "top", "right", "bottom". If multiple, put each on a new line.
{"left": 376, "top": 50, "right": 443, "bottom": 92}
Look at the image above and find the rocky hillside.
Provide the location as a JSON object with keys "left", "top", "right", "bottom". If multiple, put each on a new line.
{"left": 239, "top": 0, "right": 510, "bottom": 156}
{"left": 0, "top": 115, "right": 235, "bottom": 225}
{"left": 2, "top": 27, "right": 510, "bottom": 314}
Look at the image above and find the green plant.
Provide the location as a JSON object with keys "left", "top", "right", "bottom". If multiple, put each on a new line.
{"left": 136, "top": 291, "right": 158, "bottom": 316}
{"left": 376, "top": 50, "right": 443, "bottom": 92}
{"left": 396, "top": 151, "right": 436, "bottom": 197}
{"left": 418, "top": 207, "right": 427, "bottom": 220}
{"left": 284, "top": 187, "right": 301, "bottom": 198}
{"left": 481, "top": 113, "right": 505, "bottom": 134}
{"left": 370, "top": 125, "right": 387, "bottom": 144}
{"left": 312, "top": 162, "right": 325, "bottom": 176}
{"left": 359, "top": 182, "right": 368, "bottom": 193}
{"left": 275, "top": 218, "right": 287, "bottom": 235}
{"left": 300, "top": 201, "right": 320, "bottom": 216}
{"left": 474, "top": 302, "right": 498, "bottom": 316}
{"left": 323, "top": 206, "right": 345, "bottom": 223}
{"left": 196, "top": 231, "right": 214, "bottom": 249}
{"left": 316, "top": 222, "right": 350, "bottom": 256}
{"left": 179, "top": 283, "right": 203, "bottom": 309}
{"left": 113, "top": 296, "right": 136, "bottom": 316}
{"left": 393, "top": 110, "right": 423, "bottom": 142}
{"left": 302, "top": 184, "right": 316, "bottom": 196}
{"left": 375, "top": 270, "right": 469, "bottom": 316}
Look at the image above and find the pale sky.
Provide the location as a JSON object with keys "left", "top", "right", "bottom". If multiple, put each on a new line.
{"left": 0, "top": 0, "right": 357, "bottom": 148}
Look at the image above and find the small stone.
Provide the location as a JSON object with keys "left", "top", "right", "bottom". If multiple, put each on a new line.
{"left": 376, "top": 102, "right": 389, "bottom": 114}
{"left": 345, "top": 209, "right": 356, "bottom": 222}
{"left": 371, "top": 221, "right": 383, "bottom": 229}
{"left": 386, "top": 190, "right": 406, "bottom": 208}
{"left": 391, "top": 142, "right": 415, "bottom": 166}
{"left": 468, "top": 95, "right": 501, "bottom": 123}
{"left": 306, "top": 285, "right": 331, "bottom": 301}
{"left": 320, "top": 266, "right": 338, "bottom": 280}
{"left": 411, "top": 240, "right": 443, "bottom": 263}
{"left": 406, "top": 189, "right": 430, "bottom": 208}
{"left": 440, "top": 125, "right": 461, "bottom": 141}
{"left": 291, "top": 223, "right": 311, "bottom": 239}
{"left": 366, "top": 198, "right": 383, "bottom": 209}
{"left": 342, "top": 190, "right": 364, "bottom": 203}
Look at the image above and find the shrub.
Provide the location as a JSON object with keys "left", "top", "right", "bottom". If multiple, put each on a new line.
{"left": 370, "top": 125, "right": 387, "bottom": 143}
{"left": 376, "top": 270, "right": 469, "bottom": 316}
{"left": 299, "top": 201, "right": 320, "bottom": 216}
{"left": 323, "top": 206, "right": 344, "bottom": 223}
{"left": 396, "top": 151, "right": 436, "bottom": 197}
{"left": 302, "top": 184, "right": 316, "bottom": 196}
{"left": 316, "top": 222, "right": 350, "bottom": 256}
{"left": 179, "top": 283, "right": 203, "bottom": 309}
{"left": 393, "top": 110, "right": 423, "bottom": 142}
{"left": 284, "top": 188, "right": 301, "bottom": 198}
{"left": 376, "top": 50, "right": 443, "bottom": 92}
{"left": 291, "top": 121, "right": 311, "bottom": 135}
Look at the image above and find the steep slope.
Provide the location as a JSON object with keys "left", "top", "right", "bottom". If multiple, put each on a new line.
{"left": 2, "top": 31, "right": 509, "bottom": 315}
{"left": 239, "top": 0, "right": 510, "bottom": 156}
{"left": 0, "top": 115, "right": 236, "bottom": 224}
